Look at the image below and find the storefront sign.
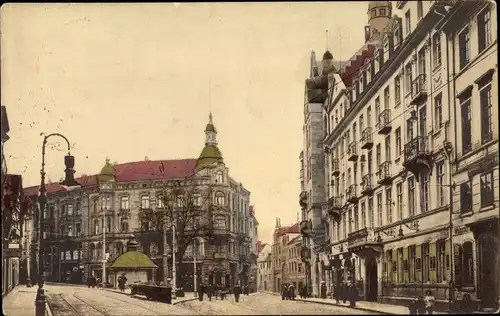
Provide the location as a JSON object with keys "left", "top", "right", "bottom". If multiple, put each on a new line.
{"left": 4, "top": 248, "right": 21, "bottom": 257}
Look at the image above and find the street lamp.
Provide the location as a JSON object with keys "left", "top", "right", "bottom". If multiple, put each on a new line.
{"left": 37, "top": 133, "right": 78, "bottom": 288}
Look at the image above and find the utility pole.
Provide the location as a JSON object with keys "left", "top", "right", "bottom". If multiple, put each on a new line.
{"left": 172, "top": 223, "right": 177, "bottom": 299}
{"left": 102, "top": 199, "right": 107, "bottom": 287}
{"left": 163, "top": 210, "right": 169, "bottom": 285}
{"left": 194, "top": 251, "right": 197, "bottom": 297}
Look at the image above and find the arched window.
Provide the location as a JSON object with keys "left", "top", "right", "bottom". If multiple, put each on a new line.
{"left": 215, "top": 192, "right": 225, "bottom": 206}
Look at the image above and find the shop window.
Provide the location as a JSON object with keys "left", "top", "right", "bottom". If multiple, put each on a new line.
{"left": 462, "top": 241, "right": 474, "bottom": 286}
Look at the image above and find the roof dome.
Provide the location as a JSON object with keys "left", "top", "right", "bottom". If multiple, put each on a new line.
{"left": 98, "top": 158, "right": 115, "bottom": 182}
{"left": 323, "top": 50, "right": 334, "bottom": 60}
{"left": 110, "top": 235, "right": 158, "bottom": 270}
{"left": 196, "top": 145, "right": 223, "bottom": 170}
{"left": 205, "top": 123, "right": 216, "bottom": 132}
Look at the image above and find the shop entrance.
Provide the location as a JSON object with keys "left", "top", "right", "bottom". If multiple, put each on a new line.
{"left": 365, "top": 257, "right": 378, "bottom": 302}
{"left": 479, "top": 233, "right": 499, "bottom": 309}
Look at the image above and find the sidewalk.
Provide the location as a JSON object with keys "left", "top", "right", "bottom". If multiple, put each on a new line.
{"left": 3, "top": 285, "right": 52, "bottom": 316}
{"left": 262, "top": 291, "right": 427, "bottom": 315}
{"left": 103, "top": 288, "right": 198, "bottom": 305}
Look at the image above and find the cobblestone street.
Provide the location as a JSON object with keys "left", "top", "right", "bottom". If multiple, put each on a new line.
{"left": 178, "top": 293, "right": 380, "bottom": 315}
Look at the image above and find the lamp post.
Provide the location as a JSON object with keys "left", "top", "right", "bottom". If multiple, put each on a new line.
{"left": 193, "top": 251, "right": 197, "bottom": 297}
{"left": 37, "top": 133, "right": 78, "bottom": 287}
{"left": 172, "top": 223, "right": 177, "bottom": 299}
{"left": 442, "top": 141, "right": 455, "bottom": 311}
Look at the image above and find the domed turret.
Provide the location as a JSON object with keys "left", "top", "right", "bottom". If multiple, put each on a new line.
{"left": 98, "top": 158, "right": 115, "bottom": 182}
{"left": 323, "top": 50, "right": 333, "bottom": 60}
{"left": 196, "top": 113, "right": 224, "bottom": 170}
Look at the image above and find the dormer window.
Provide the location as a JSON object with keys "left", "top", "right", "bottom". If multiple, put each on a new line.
{"left": 359, "top": 72, "right": 364, "bottom": 94}
{"left": 374, "top": 51, "right": 380, "bottom": 74}
{"left": 352, "top": 84, "right": 357, "bottom": 103}
{"left": 380, "top": 8, "right": 386, "bottom": 16}
{"left": 365, "top": 59, "right": 372, "bottom": 84}
{"left": 394, "top": 21, "right": 402, "bottom": 49}
{"left": 371, "top": 9, "right": 376, "bottom": 18}
{"left": 383, "top": 36, "right": 390, "bottom": 62}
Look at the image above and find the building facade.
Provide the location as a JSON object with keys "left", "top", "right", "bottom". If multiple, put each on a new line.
{"left": 23, "top": 113, "right": 255, "bottom": 291}
{"left": 284, "top": 234, "right": 306, "bottom": 291}
{"left": 257, "top": 243, "right": 272, "bottom": 292}
{"left": 439, "top": 0, "right": 498, "bottom": 310}
{"left": 271, "top": 219, "right": 300, "bottom": 293}
{"left": 300, "top": 0, "right": 498, "bottom": 311}
{"left": 248, "top": 205, "right": 259, "bottom": 292}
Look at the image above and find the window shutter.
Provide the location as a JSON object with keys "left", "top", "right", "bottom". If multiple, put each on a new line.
{"left": 415, "top": 244, "right": 422, "bottom": 283}
{"left": 403, "top": 247, "right": 409, "bottom": 283}
{"left": 392, "top": 248, "right": 398, "bottom": 282}
{"left": 445, "top": 239, "right": 451, "bottom": 281}
{"left": 429, "top": 242, "right": 437, "bottom": 283}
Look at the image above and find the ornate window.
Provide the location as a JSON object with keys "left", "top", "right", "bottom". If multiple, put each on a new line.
{"left": 216, "top": 171, "right": 224, "bottom": 184}
{"left": 215, "top": 192, "right": 226, "bottom": 206}
{"left": 214, "top": 215, "right": 226, "bottom": 229}
{"left": 140, "top": 194, "right": 150, "bottom": 209}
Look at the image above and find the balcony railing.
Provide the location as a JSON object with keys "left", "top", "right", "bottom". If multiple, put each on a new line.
{"left": 327, "top": 196, "right": 342, "bottom": 221}
{"left": 347, "top": 142, "right": 359, "bottom": 162}
{"left": 404, "top": 136, "right": 429, "bottom": 162}
{"left": 361, "top": 174, "right": 374, "bottom": 195}
{"left": 411, "top": 74, "right": 428, "bottom": 105}
{"left": 376, "top": 109, "right": 392, "bottom": 134}
{"left": 360, "top": 127, "right": 373, "bottom": 149}
{"left": 377, "top": 161, "right": 392, "bottom": 185}
{"left": 346, "top": 184, "right": 359, "bottom": 203}
{"left": 332, "top": 158, "right": 340, "bottom": 176}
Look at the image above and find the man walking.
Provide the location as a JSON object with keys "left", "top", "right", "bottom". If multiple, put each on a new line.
{"left": 233, "top": 281, "right": 242, "bottom": 303}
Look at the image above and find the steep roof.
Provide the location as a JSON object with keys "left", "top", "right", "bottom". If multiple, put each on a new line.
{"left": 274, "top": 222, "right": 300, "bottom": 237}
{"left": 23, "top": 159, "right": 197, "bottom": 197}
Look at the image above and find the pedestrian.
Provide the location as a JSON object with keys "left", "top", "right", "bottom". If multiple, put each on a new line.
{"left": 347, "top": 279, "right": 358, "bottom": 307}
{"left": 424, "top": 290, "right": 435, "bottom": 314}
{"left": 320, "top": 281, "right": 327, "bottom": 299}
{"left": 207, "top": 283, "right": 213, "bottom": 301}
{"left": 340, "top": 280, "right": 347, "bottom": 303}
{"left": 281, "top": 283, "right": 288, "bottom": 300}
{"left": 233, "top": 281, "right": 242, "bottom": 303}
{"left": 198, "top": 283, "right": 205, "bottom": 301}
{"left": 165, "top": 278, "right": 172, "bottom": 304}
{"left": 118, "top": 273, "right": 127, "bottom": 292}
{"left": 288, "top": 283, "right": 296, "bottom": 300}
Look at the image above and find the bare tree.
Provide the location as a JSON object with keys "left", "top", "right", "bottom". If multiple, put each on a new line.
{"left": 138, "top": 175, "right": 219, "bottom": 267}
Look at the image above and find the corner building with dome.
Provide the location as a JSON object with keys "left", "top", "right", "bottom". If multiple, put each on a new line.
{"left": 23, "top": 113, "right": 257, "bottom": 292}
{"left": 300, "top": 0, "right": 498, "bottom": 312}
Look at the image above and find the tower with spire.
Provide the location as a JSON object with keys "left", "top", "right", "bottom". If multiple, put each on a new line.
{"left": 196, "top": 113, "right": 224, "bottom": 170}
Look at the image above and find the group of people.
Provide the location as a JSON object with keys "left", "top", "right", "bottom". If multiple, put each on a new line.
{"left": 281, "top": 282, "right": 296, "bottom": 300}
{"left": 197, "top": 282, "right": 250, "bottom": 303}
{"left": 329, "top": 279, "right": 359, "bottom": 307}
{"left": 408, "top": 290, "right": 436, "bottom": 315}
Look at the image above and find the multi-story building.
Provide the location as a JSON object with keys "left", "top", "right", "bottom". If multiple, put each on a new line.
{"left": 438, "top": 1, "right": 498, "bottom": 311}
{"left": 257, "top": 243, "right": 272, "bottom": 292}
{"left": 302, "top": 0, "right": 498, "bottom": 311}
{"left": 284, "top": 234, "right": 306, "bottom": 291}
{"left": 1, "top": 106, "right": 9, "bottom": 188}
{"left": 23, "top": 113, "right": 254, "bottom": 291}
{"left": 248, "top": 205, "right": 259, "bottom": 292}
{"left": 2, "top": 174, "right": 25, "bottom": 296}
{"left": 271, "top": 218, "right": 299, "bottom": 293}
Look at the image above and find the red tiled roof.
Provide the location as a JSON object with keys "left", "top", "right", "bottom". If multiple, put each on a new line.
{"left": 23, "top": 159, "right": 197, "bottom": 197}
{"left": 274, "top": 222, "right": 300, "bottom": 237}
{"left": 340, "top": 44, "right": 375, "bottom": 87}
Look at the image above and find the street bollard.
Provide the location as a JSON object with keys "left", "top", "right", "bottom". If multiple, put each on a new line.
{"left": 35, "top": 299, "right": 46, "bottom": 316}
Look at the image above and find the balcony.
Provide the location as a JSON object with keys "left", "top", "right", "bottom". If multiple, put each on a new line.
{"left": 331, "top": 158, "right": 340, "bottom": 176}
{"left": 300, "top": 220, "right": 311, "bottom": 237}
{"left": 376, "top": 109, "right": 392, "bottom": 135}
{"left": 361, "top": 174, "right": 374, "bottom": 196}
{"left": 410, "top": 74, "right": 428, "bottom": 105}
{"left": 403, "top": 136, "right": 432, "bottom": 178}
{"left": 360, "top": 127, "right": 373, "bottom": 150}
{"left": 347, "top": 227, "right": 382, "bottom": 255}
{"left": 300, "top": 245, "right": 311, "bottom": 263}
{"left": 299, "top": 191, "right": 308, "bottom": 209}
{"left": 377, "top": 161, "right": 392, "bottom": 185}
{"left": 346, "top": 184, "right": 359, "bottom": 204}
{"left": 347, "top": 142, "right": 359, "bottom": 162}
{"left": 327, "top": 196, "right": 342, "bottom": 221}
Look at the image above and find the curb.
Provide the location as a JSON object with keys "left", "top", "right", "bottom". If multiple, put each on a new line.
{"left": 45, "top": 301, "right": 54, "bottom": 316}
{"left": 261, "top": 291, "right": 396, "bottom": 315}
{"left": 44, "top": 282, "right": 87, "bottom": 287}
{"left": 103, "top": 288, "right": 198, "bottom": 306}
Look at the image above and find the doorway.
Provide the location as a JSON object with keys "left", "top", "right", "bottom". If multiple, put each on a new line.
{"left": 365, "top": 257, "right": 378, "bottom": 302}
{"left": 479, "top": 233, "right": 499, "bottom": 309}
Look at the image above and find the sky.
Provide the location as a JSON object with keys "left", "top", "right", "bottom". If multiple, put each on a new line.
{"left": 1, "top": 2, "right": 371, "bottom": 244}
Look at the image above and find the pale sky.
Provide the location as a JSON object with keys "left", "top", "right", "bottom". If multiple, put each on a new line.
{"left": 1, "top": 2, "right": 372, "bottom": 244}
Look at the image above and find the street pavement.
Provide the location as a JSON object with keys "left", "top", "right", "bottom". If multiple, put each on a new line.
{"left": 177, "top": 292, "right": 380, "bottom": 315}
